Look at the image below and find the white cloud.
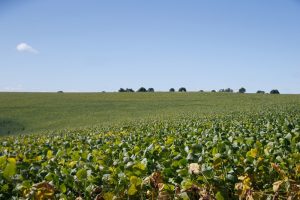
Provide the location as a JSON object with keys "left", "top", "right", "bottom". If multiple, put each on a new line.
{"left": 16, "top": 42, "right": 39, "bottom": 54}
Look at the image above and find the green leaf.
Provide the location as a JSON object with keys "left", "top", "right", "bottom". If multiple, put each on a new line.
{"left": 212, "top": 147, "right": 218, "bottom": 155}
{"left": 216, "top": 191, "right": 224, "bottom": 200}
{"left": 60, "top": 183, "right": 67, "bottom": 193}
{"left": 133, "top": 146, "right": 140, "bottom": 153}
{"left": 1, "top": 184, "right": 9, "bottom": 192}
{"left": 181, "top": 178, "right": 194, "bottom": 190}
{"left": 0, "top": 156, "right": 6, "bottom": 169}
{"left": 56, "top": 150, "right": 64, "bottom": 157}
{"left": 76, "top": 169, "right": 87, "bottom": 180}
{"left": 45, "top": 173, "right": 54, "bottom": 181}
{"left": 179, "top": 158, "right": 188, "bottom": 166}
{"left": 162, "top": 184, "right": 175, "bottom": 192}
{"left": 162, "top": 168, "right": 173, "bottom": 177}
{"left": 202, "top": 168, "right": 214, "bottom": 179}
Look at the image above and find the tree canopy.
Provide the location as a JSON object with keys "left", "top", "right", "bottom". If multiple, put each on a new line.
{"left": 178, "top": 87, "right": 187, "bottom": 92}
{"left": 238, "top": 87, "right": 246, "bottom": 93}
{"left": 270, "top": 89, "right": 280, "bottom": 94}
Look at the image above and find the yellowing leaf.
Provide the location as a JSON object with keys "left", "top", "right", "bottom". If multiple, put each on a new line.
{"left": 247, "top": 148, "right": 257, "bottom": 158}
{"left": 295, "top": 164, "right": 300, "bottom": 175}
{"left": 103, "top": 192, "right": 114, "bottom": 200}
{"left": 237, "top": 175, "right": 252, "bottom": 192}
{"left": 166, "top": 136, "right": 175, "bottom": 145}
{"left": 68, "top": 161, "right": 77, "bottom": 168}
{"left": 238, "top": 176, "right": 247, "bottom": 181}
{"left": 130, "top": 176, "right": 142, "bottom": 186}
{"left": 33, "top": 182, "right": 55, "bottom": 199}
{"left": 35, "top": 156, "right": 42, "bottom": 161}
{"left": 47, "top": 150, "right": 53, "bottom": 159}
{"left": 271, "top": 163, "right": 287, "bottom": 177}
{"left": 264, "top": 147, "right": 270, "bottom": 156}
{"left": 133, "top": 162, "right": 146, "bottom": 171}
{"left": 243, "top": 177, "right": 251, "bottom": 190}
{"left": 7, "top": 157, "right": 16, "bottom": 164}
{"left": 273, "top": 180, "right": 283, "bottom": 192}
{"left": 128, "top": 184, "right": 137, "bottom": 196}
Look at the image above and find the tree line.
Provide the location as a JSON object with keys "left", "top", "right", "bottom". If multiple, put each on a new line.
{"left": 117, "top": 87, "right": 280, "bottom": 94}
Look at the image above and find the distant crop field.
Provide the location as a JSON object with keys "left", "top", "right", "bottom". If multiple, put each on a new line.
{"left": 1, "top": 92, "right": 300, "bottom": 135}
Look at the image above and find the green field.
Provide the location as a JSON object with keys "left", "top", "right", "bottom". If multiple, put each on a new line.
{"left": 1, "top": 92, "right": 300, "bottom": 199}
{"left": 1, "top": 92, "right": 300, "bottom": 135}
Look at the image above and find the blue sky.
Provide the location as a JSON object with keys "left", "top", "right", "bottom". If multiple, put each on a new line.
{"left": 1, "top": 0, "right": 300, "bottom": 93}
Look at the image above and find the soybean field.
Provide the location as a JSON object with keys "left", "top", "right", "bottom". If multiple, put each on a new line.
{"left": 0, "top": 92, "right": 300, "bottom": 199}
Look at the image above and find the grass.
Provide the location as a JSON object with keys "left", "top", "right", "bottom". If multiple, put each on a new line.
{"left": 0, "top": 92, "right": 300, "bottom": 135}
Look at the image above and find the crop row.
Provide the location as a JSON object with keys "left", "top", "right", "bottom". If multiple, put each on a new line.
{"left": 1, "top": 108, "right": 300, "bottom": 199}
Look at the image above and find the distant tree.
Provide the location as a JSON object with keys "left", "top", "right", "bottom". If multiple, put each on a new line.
{"left": 118, "top": 88, "right": 125, "bottom": 92}
{"left": 126, "top": 88, "right": 134, "bottom": 92}
{"left": 199, "top": 90, "right": 204, "bottom": 92}
{"left": 147, "top": 88, "right": 154, "bottom": 92}
{"left": 137, "top": 87, "right": 147, "bottom": 92}
{"left": 169, "top": 88, "right": 175, "bottom": 92}
{"left": 211, "top": 90, "right": 216, "bottom": 93}
{"left": 219, "top": 88, "right": 233, "bottom": 93}
{"left": 238, "top": 87, "right": 246, "bottom": 93}
{"left": 178, "top": 87, "right": 187, "bottom": 92}
{"left": 270, "top": 89, "right": 280, "bottom": 94}
{"left": 256, "top": 90, "right": 265, "bottom": 94}
{"left": 225, "top": 88, "right": 233, "bottom": 93}
{"left": 57, "top": 91, "right": 63, "bottom": 93}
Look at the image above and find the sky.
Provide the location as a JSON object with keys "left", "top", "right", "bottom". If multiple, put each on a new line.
{"left": 0, "top": 0, "right": 300, "bottom": 93}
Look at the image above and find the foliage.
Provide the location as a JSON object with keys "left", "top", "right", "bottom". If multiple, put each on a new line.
{"left": 148, "top": 88, "right": 155, "bottom": 92}
{"left": 270, "top": 89, "right": 280, "bottom": 94}
{"left": 256, "top": 90, "right": 265, "bottom": 94}
{"left": 238, "top": 87, "right": 246, "bottom": 93}
{"left": 1, "top": 108, "right": 300, "bottom": 199}
{"left": 125, "top": 88, "right": 135, "bottom": 92}
{"left": 169, "top": 88, "right": 175, "bottom": 92}
{"left": 219, "top": 88, "right": 233, "bottom": 93}
{"left": 137, "top": 87, "right": 147, "bottom": 92}
{"left": 179, "top": 87, "right": 187, "bottom": 92}
{"left": 118, "top": 88, "right": 125, "bottom": 92}
{"left": 1, "top": 92, "right": 300, "bottom": 136}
